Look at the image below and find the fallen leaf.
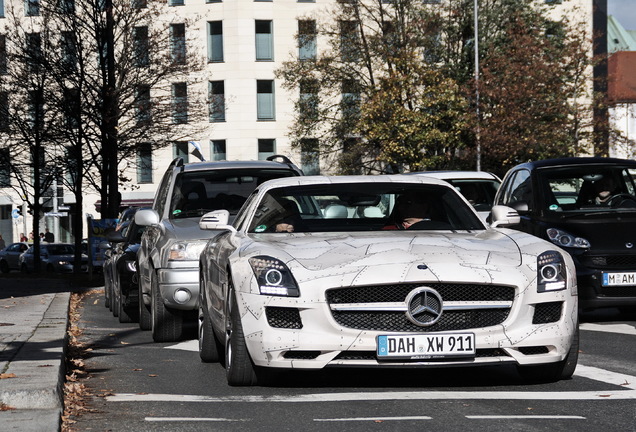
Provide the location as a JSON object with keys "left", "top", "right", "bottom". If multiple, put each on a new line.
{"left": 93, "top": 299, "right": 99, "bottom": 305}
{"left": 0, "top": 373, "right": 17, "bottom": 379}
{"left": 38, "top": 364, "right": 53, "bottom": 368}
{"left": 148, "top": 374, "right": 158, "bottom": 377}
{"left": 120, "top": 341, "right": 129, "bottom": 345}
{"left": 133, "top": 368, "right": 143, "bottom": 371}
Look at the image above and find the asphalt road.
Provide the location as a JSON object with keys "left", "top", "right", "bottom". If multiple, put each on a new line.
{"left": 71, "top": 289, "right": 636, "bottom": 432}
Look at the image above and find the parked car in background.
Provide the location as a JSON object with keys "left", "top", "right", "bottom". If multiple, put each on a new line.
{"left": 0, "top": 242, "right": 29, "bottom": 273}
{"left": 494, "top": 157, "right": 636, "bottom": 312}
{"left": 197, "top": 175, "right": 578, "bottom": 386}
{"left": 19, "top": 244, "right": 88, "bottom": 273}
{"left": 103, "top": 211, "right": 147, "bottom": 323}
{"left": 135, "top": 155, "right": 303, "bottom": 341}
{"left": 411, "top": 171, "right": 501, "bottom": 221}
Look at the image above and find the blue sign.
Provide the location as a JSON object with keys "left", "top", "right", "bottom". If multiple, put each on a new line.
{"left": 11, "top": 208, "right": 20, "bottom": 219}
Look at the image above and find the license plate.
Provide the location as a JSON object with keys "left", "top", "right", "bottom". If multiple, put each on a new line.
{"left": 602, "top": 272, "right": 636, "bottom": 286}
{"left": 377, "top": 333, "right": 475, "bottom": 360}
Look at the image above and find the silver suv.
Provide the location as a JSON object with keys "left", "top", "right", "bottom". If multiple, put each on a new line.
{"left": 135, "top": 156, "right": 303, "bottom": 342}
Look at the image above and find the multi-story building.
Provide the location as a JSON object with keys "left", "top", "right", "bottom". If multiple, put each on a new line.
{"left": 0, "top": 0, "right": 598, "bottom": 244}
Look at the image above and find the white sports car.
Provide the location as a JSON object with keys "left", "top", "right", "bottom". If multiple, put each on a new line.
{"left": 198, "top": 175, "right": 579, "bottom": 386}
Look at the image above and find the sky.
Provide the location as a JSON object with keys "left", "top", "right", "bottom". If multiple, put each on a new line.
{"left": 608, "top": 0, "right": 636, "bottom": 31}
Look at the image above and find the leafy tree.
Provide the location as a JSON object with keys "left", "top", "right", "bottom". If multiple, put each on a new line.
{"left": 277, "top": 0, "right": 468, "bottom": 174}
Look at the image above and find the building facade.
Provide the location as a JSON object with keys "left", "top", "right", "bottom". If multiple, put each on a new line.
{"left": 0, "top": 0, "right": 595, "bottom": 244}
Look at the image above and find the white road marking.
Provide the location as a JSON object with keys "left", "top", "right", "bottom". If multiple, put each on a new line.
{"left": 146, "top": 417, "right": 249, "bottom": 422}
{"left": 314, "top": 416, "right": 432, "bottom": 422}
{"left": 165, "top": 340, "right": 198, "bottom": 351}
{"left": 573, "top": 364, "right": 636, "bottom": 389}
{"left": 580, "top": 323, "right": 636, "bottom": 336}
{"left": 107, "top": 389, "right": 636, "bottom": 403}
{"left": 466, "top": 415, "right": 585, "bottom": 419}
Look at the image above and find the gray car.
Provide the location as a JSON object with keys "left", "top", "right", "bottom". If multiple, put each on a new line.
{"left": 19, "top": 243, "right": 88, "bottom": 273}
{"left": 0, "top": 242, "right": 29, "bottom": 273}
{"left": 135, "top": 155, "right": 303, "bottom": 342}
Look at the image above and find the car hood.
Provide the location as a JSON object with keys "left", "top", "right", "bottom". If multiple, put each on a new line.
{"left": 165, "top": 218, "right": 222, "bottom": 241}
{"left": 241, "top": 230, "right": 527, "bottom": 281}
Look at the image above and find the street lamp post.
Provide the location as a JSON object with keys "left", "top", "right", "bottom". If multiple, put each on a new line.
{"left": 474, "top": 0, "right": 481, "bottom": 171}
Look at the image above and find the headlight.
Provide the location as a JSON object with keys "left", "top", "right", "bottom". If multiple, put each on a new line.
{"left": 249, "top": 256, "right": 299, "bottom": 297}
{"left": 537, "top": 251, "right": 567, "bottom": 292}
{"left": 168, "top": 241, "right": 207, "bottom": 261}
{"left": 546, "top": 228, "right": 590, "bottom": 249}
{"left": 125, "top": 260, "right": 137, "bottom": 272}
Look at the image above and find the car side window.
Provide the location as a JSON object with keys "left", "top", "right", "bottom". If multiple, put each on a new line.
{"left": 502, "top": 170, "right": 532, "bottom": 212}
{"left": 154, "top": 167, "right": 174, "bottom": 217}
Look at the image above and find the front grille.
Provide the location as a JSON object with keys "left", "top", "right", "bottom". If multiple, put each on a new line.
{"left": 326, "top": 283, "right": 515, "bottom": 332}
{"left": 266, "top": 307, "right": 302, "bottom": 329}
{"left": 333, "top": 349, "right": 511, "bottom": 361}
{"left": 518, "top": 346, "right": 550, "bottom": 355}
{"left": 599, "top": 286, "right": 636, "bottom": 297}
{"left": 283, "top": 351, "right": 320, "bottom": 359}
{"left": 532, "top": 302, "right": 563, "bottom": 324}
{"left": 581, "top": 254, "right": 636, "bottom": 269}
{"left": 332, "top": 310, "right": 510, "bottom": 332}
{"left": 327, "top": 283, "right": 515, "bottom": 304}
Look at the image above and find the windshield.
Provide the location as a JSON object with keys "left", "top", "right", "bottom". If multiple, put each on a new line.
{"left": 46, "top": 245, "right": 75, "bottom": 255}
{"left": 170, "top": 168, "right": 297, "bottom": 219}
{"left": 538, "top": 166, "right": 636, "bottom": 212}
{"left": 248, "top": 183, "right": 484, "bottom": 233}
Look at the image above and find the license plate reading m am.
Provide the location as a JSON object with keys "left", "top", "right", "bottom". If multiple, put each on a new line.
{"left": 602, "top": 272, "right": 636, "bottom": 286}
{"left": 376, "top": 333, "right": 475, "bottom": 360}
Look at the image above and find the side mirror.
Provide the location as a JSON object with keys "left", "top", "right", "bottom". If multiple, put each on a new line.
{"left": 490, "top": 205, "right": 521, "bottom": 228}
{"left": 106, "top": 230, "right": 125, "bottom": 243}
{"left": 135, "top": 209, "right": 160, "bottom": 226}
{"left": 199, "top": 210, "right": 236, "bottom": 233}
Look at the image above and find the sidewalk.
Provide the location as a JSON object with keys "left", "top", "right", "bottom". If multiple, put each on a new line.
{"left": 0, "top": 279, "right": 73, "bottom": 432}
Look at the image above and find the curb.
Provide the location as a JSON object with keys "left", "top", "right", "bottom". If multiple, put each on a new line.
{"left": 0, "top": 292, "right": 70, "bottom": 412}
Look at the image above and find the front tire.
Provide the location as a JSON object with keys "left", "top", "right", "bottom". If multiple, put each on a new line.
{"left": 199, "top": 297, "right": 220, "bottom": 362}
{"left": 225, "top": 285, "right": 258, "bottom": 386}
{"left": 0, "top": 260, "right": 9, "bottom": 273}
{"left": 150, "top": 272, "right": 184, "bottom": 342}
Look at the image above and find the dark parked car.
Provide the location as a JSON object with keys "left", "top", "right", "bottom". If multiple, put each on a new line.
{"left": 19, "top": 244, "right": 88, "bottom": 273}
{"left": 0, "top": 242, "right": 29, "bottom": 273}
{"left": 103, "top": 214, "right": 147, "bottom": 323}
{"left": 494, "top": 157, "right": 636, "bottom": 311}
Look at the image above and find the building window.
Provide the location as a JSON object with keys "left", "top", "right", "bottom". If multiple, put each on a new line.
{"left": 26, "top": 32, "right": 42, "bottom": 72}
{"left": 258, "top": 139, "right": 275, "bottom": 160}
{"left": 210, "top": 139, "right": 226, "bottom": 161}
{"left": 136, "top": 85, "right": 151, "bottom": 125}
{"left": 209, "top": 80, "right": 225, "bottom": 122}
{"left": 132, "top": 0, "right": 147, "bottom": 7}
{"left": 65, "top": 145, "right": 79, "bottom": 188}
{"left": 0, "top": 35, "right": 6, "bottom": 74}
{"left": 300, "top": 138, "right": 320, "bottom": 175}
{"left": 341, "top": 79, "right": 360, "bottom": 121}
{"left": 298, "top": 20, "right": 317, "bottom": 60}
{"left": 25, "top": 0, "right": 39, "bottom": 16}
{"left": 170, "top": 24, "right": 186, "bottom": 65}
{"left": 208, "top": 21, "right": 223, "bottom": 62}
{"left": 0, "top": 0, "right": 4, "bottom": 18}
{"left": 340, "top": 21, "right": 359, "bottom": 62}
{"left": 63, "top": 87, "right": 80, "bottom": 129}
{"left": 61, "top": 32, "right": 77, "bottom": 71}
{"left": 299, "top": 79, "right": 319, "bottom": 121}
{"left": 133, "top": 26, "right": 150, "bottom": 67}
{"left": 27, "top": 89, "right": 44, "bottom": 129}
{"left": 206, "top": 0, "right": 221, "bottom": 3}
{"left": 257, "top": 80, "right": 275, "bottom": 120}
{"left": 168, "top": 0, "right": 184, "bottom": 6}
{"left": 58, "top": 0, "right": 74, "bottom": 14}
{"left": 0, "top": 148, "right": 10, "bottom": 187}
{"left": 137, "top": 143, "right": 153, "bottom": 183}
{"left": 255, "top": 20, "right": 273, "bottom": 61}
{"left": 172, "top": 82, "right": 188, "bottom": 124}
{"left": 173, "top": 141, "right": 189, "bottom": 162}
{"left": 0, "top": 92, "right": 8, "bottom": 131}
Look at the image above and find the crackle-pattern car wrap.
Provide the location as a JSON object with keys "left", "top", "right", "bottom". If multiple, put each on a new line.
{"left": 198, "top": 175, "right": 578, "bottom": 386}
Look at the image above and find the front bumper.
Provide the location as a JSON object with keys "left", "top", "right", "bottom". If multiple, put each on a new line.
{"left": 237, "top": 288, "right": 578, "bottom": 371}
{"left": 156, "top": 267, "right": 199, "bottom": 310}
{"left": 577, "top": 270, "right": 636, "bottom": 310}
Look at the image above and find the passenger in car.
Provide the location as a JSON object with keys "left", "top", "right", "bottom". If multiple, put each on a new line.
{"left": 273, "top": 199, "right": 302, "bottom": 232}
{"left": 384, "top": 192, "right": 433, "bottom": 230}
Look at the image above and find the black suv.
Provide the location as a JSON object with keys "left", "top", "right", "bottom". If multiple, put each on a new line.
{"left": 135, "top": 155, "right": 303, "bottom": 342}
{"left": 494, "top": 157, "right": 636, "bottom": 311}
